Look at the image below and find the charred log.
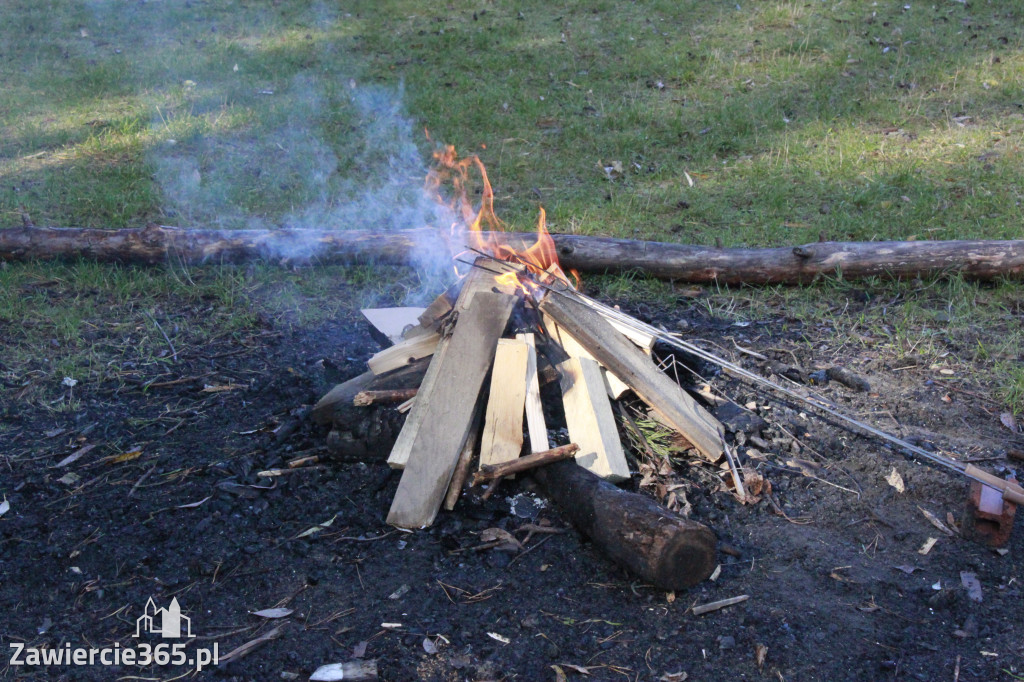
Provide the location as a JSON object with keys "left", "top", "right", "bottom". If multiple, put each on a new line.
{"left": 532, "top": 460, "right": 717, "bottom": 590}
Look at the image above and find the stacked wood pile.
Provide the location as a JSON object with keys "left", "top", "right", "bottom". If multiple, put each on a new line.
{"left": 312, "top": 259, "right": 724, "bottom": 589}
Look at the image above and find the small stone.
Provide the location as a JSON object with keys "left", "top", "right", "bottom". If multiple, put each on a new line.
{"left": 718, "top": 635, "right": 736, "bottom": 650}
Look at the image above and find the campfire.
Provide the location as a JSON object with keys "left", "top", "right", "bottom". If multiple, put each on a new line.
{"left": 312, "top": 146, "right": 1024, "bottom": 591}
{"left": 312, "top": 147, "right": 731, "bottom": 589}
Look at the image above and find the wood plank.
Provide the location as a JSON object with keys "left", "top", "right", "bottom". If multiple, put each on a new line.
{"left": 559, "top": 356, "right": 631, "bottom": 482}
{"left": 367, "top": 332, "right": 441, "bottom": 375}
{"left": 517, "top": 333, "right": 549, "bottom": 452}
{"left": 360, "top": 307, "right": 426, "bottom": 344}
{"left": 387, "top": 290, "right": 518, "bottom": 529}
{"left": 478, "top": 339, "right": 528, "bottom": 472}
{"left": 540, "top": 291, "right": 723, "bottom": 462}
{"left": 417, "top": 282, "right": 460, "bottom": 329}
{"left": 544, "top": 316, "right": 631, "bottom": 399}
{"left": 386, "top": 266, "right": 500, "bottom": 469}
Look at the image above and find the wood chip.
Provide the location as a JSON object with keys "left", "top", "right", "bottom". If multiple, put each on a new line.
{"left": 691, "top": 594, "right": 749, "bottom": 616}
{"left": 309, "top": 659, "right": 378, "bottom": 681}
{"left": 918, "top": 506, "right": 955, "bottom": 536}
{"left": 54, "top": 444, "right": 96, "bottom": 468}
{"left": 918, "top": 537, "right": 938, "bottom": 555}
{"left": 217, "top": 623, "right": 287, "bottom": 665}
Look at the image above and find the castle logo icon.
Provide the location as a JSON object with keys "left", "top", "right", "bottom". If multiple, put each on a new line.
{"left": 134, "top": 597, "right": 194, "bottom": 638}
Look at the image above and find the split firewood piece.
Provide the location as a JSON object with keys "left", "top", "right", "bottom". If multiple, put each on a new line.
{"left": 386, "top": 266, "right": 500, "bottom": 469}
{"left": 353, "top": 388, "right": 418, "bottom": 407}
{"left": 601, "top": 313, "right": 656, "bottom": 351}
{"left": 478, "top": 339, "right": 529, "bottom": 474}
{"left": 543, "top": 314, "right": 630, "bottom": 482}
{"left": 417, "top": 280, "right": 461, "bottom": 329}
{"left": 540, "top": 291, "right": 724, "bottom": 463}
{"left": 559, "top": 356, "right": 631, "bottom": 482}
{"left": 361, "top": 307, "right": 426, "bottom": 344}
{"left": 367, "top": 332, "right": 441, "bottom": 375}
{"left": 387, "top": 290, "right": 518, "bottom": 529}
{"left": 472, "top": 443, "right": 579, "bottom": 486}
{"left": 533, "top": 460, "right": 717, "bottom": 590}
{"left": 517, "top": 333, "right": 549, "bottom": 452}
{"left": 544, "top": 315, "right": 630, "bottom": 399}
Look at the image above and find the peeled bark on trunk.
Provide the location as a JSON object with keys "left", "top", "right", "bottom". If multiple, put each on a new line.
{"left": 2, "top": 225, "right": 1023, "bottom": 284}
{"left": 532, "top": 460, "right": 717, "bottom": 590}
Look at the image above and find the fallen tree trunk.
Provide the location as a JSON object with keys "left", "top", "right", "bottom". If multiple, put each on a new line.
{"left": 532, "top": 460, "right": 717, "bottom": 590}
{"left": 2, "top": 225, "right": 1023, "bottom": 284}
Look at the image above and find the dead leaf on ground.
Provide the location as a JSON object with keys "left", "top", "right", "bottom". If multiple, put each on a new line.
{"left": 885, "top": 467, "right": 905, "bottom": 493}
{"left": 893, "top": 564, "right": 919, "bottom": 574}
{"left": 104, "top": 449, "right": 142, "bottom": 464}
{"left": 1000, "top": 412, "right": 1019, "bottom": 432}
{"left": 742, "top": 470, "right": 772, "bottom": 502}
{"left": 918, "top": 537, "right": 938, "bottom": 555}
{"left": 755, "top": 643, "right": 768, "bottom": 671}
{"left": 785, "top": 458, "right": 821, "bottom": 477}
{"left": 0, "top": 499, "right": 9, "bottom": 518}
{"left": 296, "top": 514, "right": 337, "bottom": 539}
{"left": 480, "top": 527, "right": 523, "bottom": 552}
{"left": 552, "top": 665, "right": 569, "bottom": 682}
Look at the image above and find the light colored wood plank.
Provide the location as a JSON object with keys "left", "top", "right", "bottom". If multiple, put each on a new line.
{"left": 360, "top": 307, "right": 427, "bottom": 344}
{"left": 479, "top": 339, "right": 528, "bottom": 471}
{"left": 559, "top": 356, "right": 630, "bottom": 482}
{"left": 367, "top": 332, "right": 440, "bottom": 375}
{"left": 386, "top": 267, "right": 498, "bottom": 469}
{"left": 517, "top": 333, "right": 549, "bottom": 452}
{"left": 544, "top": 316, "right": 630, "bottom": 399}
{"left": 387, "top": 290, "right": 518, "bottom": 529}
{"left": 541, "top": 291, "right": 723, "bottom": 462}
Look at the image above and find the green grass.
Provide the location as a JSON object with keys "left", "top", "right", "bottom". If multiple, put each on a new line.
{"left": 0, "top": 1, "right": 1022, "bottom": 412}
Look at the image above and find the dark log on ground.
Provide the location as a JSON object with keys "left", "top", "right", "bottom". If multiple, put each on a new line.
{"left": 312, "top": 359, "right": 429, "bottom": 426}
{"left": 3, "top": 225, "right": 1024, "bottom": 284}
{"left": 315, "top": 360, "right": 429, "bottom": 462}
{"left": 533, "top": 460, "right": 717, "bottom": 590}
{"left": 324, "top": 407, "right": 407, "bottom": 462}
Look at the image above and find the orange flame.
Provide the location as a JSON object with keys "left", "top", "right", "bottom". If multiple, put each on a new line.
{"left": 426, "top": 143, "right": 578, "bottom": 291}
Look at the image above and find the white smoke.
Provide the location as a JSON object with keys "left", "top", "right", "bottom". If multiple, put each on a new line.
{"left": 80, "top": 0, "right": 459, "bottom": 302}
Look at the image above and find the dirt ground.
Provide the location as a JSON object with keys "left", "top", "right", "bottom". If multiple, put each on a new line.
{"left": 2, "top": 267, "right": 1023, "bottom": 682}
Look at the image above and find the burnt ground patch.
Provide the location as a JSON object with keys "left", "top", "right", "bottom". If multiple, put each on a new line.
{"left": 1, "top": 265, "right": 1023, "bottom": 681}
